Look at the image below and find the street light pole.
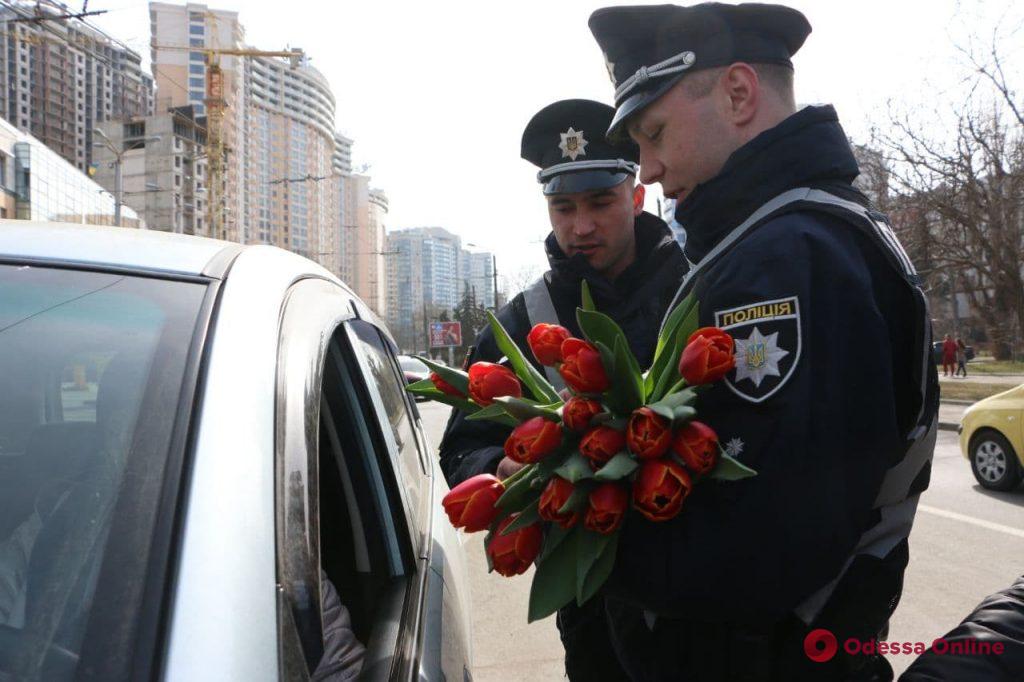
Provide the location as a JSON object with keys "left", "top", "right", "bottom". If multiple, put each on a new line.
{"left": 94, "top": 128, "right": 160, "bottom": 228}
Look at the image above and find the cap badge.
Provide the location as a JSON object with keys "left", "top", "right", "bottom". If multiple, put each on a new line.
{"left": 558, "top": 127, "right": 588, "bottom": 161}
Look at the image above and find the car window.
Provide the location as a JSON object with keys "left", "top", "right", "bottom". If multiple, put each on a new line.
{"left": 0, "top": 264, "right": 207, "bottom": 681}
{"left": 347, "top": 321, "right": 429, "bottom": 541}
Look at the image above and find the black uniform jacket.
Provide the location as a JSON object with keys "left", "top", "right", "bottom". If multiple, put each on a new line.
{"left": 438, "top": 211, "right": 688, "bottom": 487}
{"left": 605, "top": 105, "right": 939, "bottom": 627}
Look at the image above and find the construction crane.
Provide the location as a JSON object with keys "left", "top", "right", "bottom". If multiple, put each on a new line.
{"left": 151, "top": 25, "right": 303, "bottom": 240}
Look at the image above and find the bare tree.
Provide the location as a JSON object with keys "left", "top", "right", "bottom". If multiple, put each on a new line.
{"left": 501, "top": 263, "right": 545, "bottom": 302}
{"left": 871, "top": 24, "right": 1023, "bottom": 359}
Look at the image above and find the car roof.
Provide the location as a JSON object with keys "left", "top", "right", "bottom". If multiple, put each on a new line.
{"left": 0, "top": 221, "right": 242, "bottom": 278}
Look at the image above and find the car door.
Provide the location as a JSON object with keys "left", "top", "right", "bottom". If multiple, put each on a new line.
{"left": 274, "top": 277, "right": 436, "bottom": 680}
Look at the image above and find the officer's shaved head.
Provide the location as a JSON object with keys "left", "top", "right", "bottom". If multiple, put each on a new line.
{"left": 681, "top": 63, "right": 796, "bottom": 111}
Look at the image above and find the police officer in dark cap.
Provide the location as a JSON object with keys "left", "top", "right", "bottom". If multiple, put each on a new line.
{"left": 437, "top": 99, "right": 687, "bottom": 681}
{"left": 587, "top": 4, "right": 939, "bottom": 681}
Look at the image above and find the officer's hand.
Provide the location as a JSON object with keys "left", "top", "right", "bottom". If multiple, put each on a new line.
{"left": 496, "top": 457, "right": 525, "bottom": 481}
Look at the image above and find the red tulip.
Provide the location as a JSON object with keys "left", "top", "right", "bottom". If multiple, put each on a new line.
{"left": 430, "top": 372, "right": 465, "bottom": 398}
{"left": 468, "top": 361, "right": 522, "bottom": 406}
{"left": 626, "top": 407, "right": 672, "bottom": 459}
{"left": 632, "top": 458, "right": 692, "bottom": 522}
{"left": 559, "top": 338, "right": 610, "bottom": 394}
{"left": 528, "top": 323, "right": 571, "bottom": 366}
{"left": 678, "top": 327, "right": 735, "bottom": 385}
{"left": 671, "top": 421, "right": 719, "bottom": 475}
{"left": 486, "top": 516, "right": 543, "bottom": 577}
{"left": 504, "top": 416, "right": 563, "bottom": 464}
{"left": 584, "top": 483, "right": 628, "bottom": 534}
{"left": 538, "top": 476, "right": 579, "bottom": 529}
{"left": 442, "top": 474, "right": 505, "bottom": 532}
{"left": 579, "top": 425, "right": 626, "bottom": 470}
{"left": 562, "top": 397, "right": 603, "bottom": 433}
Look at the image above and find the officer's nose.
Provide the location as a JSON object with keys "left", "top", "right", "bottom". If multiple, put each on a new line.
{"left": 573, "top": 209, "right": 597, "bottom": 237}
{"left": 638, "top": 153, "right": 663, "bottom": 186}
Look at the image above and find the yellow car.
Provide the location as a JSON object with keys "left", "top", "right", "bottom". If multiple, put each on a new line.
{"left": 959, "top": 384, "right": 1024, "bottom": 491}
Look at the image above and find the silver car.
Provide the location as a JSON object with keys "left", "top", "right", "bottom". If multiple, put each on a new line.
{"left": 0, "top": 222, "right": 472, "bottom": 681}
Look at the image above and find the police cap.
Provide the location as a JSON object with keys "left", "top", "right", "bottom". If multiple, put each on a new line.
{"left": 589, "top": 3, "right": 811, "bottom": 138}
{"left": 521, "top": 99, "right": 640, "bottom": 195}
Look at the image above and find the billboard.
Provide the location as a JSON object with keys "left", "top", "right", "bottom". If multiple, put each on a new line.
{"left": 429, "top": 321, "right": 462, "bottom": 348}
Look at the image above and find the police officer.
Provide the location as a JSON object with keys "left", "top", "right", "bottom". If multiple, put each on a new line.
{"left": 587, "top": 4, "right": 939, "bottom": 681}
{"left": 437, "top": 99, "right": 688, "bottom": 681}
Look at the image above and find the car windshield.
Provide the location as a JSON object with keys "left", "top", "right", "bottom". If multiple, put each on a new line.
{"left": 398, "top": 355, "right": 428, "bottom": 374}
{"left": 0, "top": 264, "right": 207, "bottom": 680}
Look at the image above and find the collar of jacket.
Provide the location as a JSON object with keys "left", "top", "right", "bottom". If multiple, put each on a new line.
{"left": 676, "top": 104, "right": 861, "bottom": 263}
{"left": 543, "top": 211, "right": 679, "bottom": 308}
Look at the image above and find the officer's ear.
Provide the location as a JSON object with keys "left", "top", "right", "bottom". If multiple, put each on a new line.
{"left": 632, "top": 182, "right": 646, "bottom": 216}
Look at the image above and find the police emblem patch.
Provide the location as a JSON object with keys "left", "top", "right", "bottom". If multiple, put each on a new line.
{"left": 558, "top": 127, "right": 588, "bottom": 160}
{"left": 713, "top": 296, "right": 801, "bottom": 403}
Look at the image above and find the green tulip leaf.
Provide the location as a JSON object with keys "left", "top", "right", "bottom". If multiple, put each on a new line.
{"left": 496, "top": 466, "right": 543, "bottom": 510}
{"left": 539, "top": 523, "right": 571, "bottom": 562}
{"left": 646, "top": 292, "right": 697, "bottom": 398}
{"left": 649, "top": 302, "right": 701, "bottom": 403}
{"left": 707, "top": 451, "right": 758, "bottom": 481}
{"left": 557, "top": 485, "right": 590, "bottom": 515}
{"left": 486, "top": 311, "right": 561, "bottom": 404}
{"left": 613, "top": 336, "right": 644, "bottom": 412}
{"left": 415, "top": 356, "right": 470, "bottom": 396}
{"left": 493, "top": 396, "right": 562, "bottom": 422}
{"left": 593, "top": 452, "right": 639, "bottom": 481}
{"left": 404, "top": 382, "right": 480, "bottom": 413}
{"left": 528, "top": 528, "right": 580, "bottom": 622}
{"left": 575, "top": 530, "right": 614, "bottom": 605}
{"left": 578, "top": 533, "right": 620, "bottom": 607}
{"left": 536, "top": 449, "right": 571, "bottom": 476}
{"left": 576, "top": 308, "right": 642, "bottom": 385}
{"left": 465, "top": 403, "right": 519, "bottom": 427}
{"left": 553, "top": 451, "right": 594, "bottom": 484}
{"left": 581, "top": 279, "right": 596, "bottom": 312}
{"left": 500, "top": 503, "right": 542, "bottom": 535}
{"left": 672, "top": 405, "right": 697, "bottom": 424}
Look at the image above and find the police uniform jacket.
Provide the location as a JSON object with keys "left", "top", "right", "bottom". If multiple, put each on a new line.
{"left": 438, "top": 211, "right": 688, "bottom": 486}
{"left": 604, "top": 105, "right": 939, "bottom": 664}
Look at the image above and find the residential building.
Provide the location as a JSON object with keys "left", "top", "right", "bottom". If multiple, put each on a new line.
{"left": 460, "top": 250, "right": 496, "bottom": 309}
{"left": 385, "top": 226, "right": 497, "bottom": 351}
{"left": 150, "top": 1, "right": 343, "bottom": 277}
{"left": 0, "top": 115, "right": 140, "bottom": 225}
{"left": 340, "top": 174, "right": 388, "bottom": 317}
{"left": 93, "top": 105, "right": 208, "bottom": 233}
{"left": 0, "top": 0, "right": 153, "bottom": 173}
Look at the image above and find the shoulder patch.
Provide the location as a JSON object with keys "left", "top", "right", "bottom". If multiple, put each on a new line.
{"left": 714, "top": 296, "right": 802, "bottom": 403}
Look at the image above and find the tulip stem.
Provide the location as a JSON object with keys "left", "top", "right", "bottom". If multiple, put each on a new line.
{"left": 501, "top": 463, "right": 535, "bottom": 486}
{"left": 664, "top": 378, "right": 689, "bottom": 397}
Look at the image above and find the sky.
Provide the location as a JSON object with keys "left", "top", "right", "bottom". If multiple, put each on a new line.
{"left": 89, "top": 0, "right": 1022, "bottom": 288}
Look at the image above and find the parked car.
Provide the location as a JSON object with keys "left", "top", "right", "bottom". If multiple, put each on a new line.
{"left": 0, "top": 222, "right": 472, "bottom": 681}
{"left": 398, "top": 354, "right": 430, "bottom": 385}
{"left": 932, "top": 341, "right": 975, "bottom": 364}
{"left": 959, "top": 384, "right": 1024, "bottom": 491}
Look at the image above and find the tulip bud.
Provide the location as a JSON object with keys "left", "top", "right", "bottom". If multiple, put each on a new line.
{"left": 671, "top": 421, "right": 719, "bottom": 475}
{"left": 584, "top": 483, "right": 628, "bottom": 534}
{"left": 562, "top": 397, "right": 603, "bottom": 432}
{"left": 632, "top": 459, "right": 692, "bottom": 522}
{"left": 527, "top": 323, "right": 571, "bottom": 366}
{"left": 678, "top": 327, "right": 735, "bottom": 386}
{"left": 626, "top": 407, "right": 672, "bottom": 459}
{"left": 486, "top": 516, "right": 543, "bottom": 577}
{"left": 442, "top": 474, "right": 505, "bottom": 532}
{"left": 468, "top": 361, "right": 522, "bottom": 406}
{"left": 430, "top": 371, "right": 465, "bottom": 398}
{"left": 559, "top": 338, "right": 610, "bottom": 394}
{"left": 579, "top": 425, "right": 626, "bottom": 470}
{"left": 538, "top": 476, "right": 579, "bottom": 529}
{"left": 504, "top": 416, "right": 563, "bottom": 464}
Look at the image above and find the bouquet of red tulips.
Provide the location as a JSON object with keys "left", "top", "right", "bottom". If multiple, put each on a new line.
{"left": 406, "top": 285, "right": 755, "bottom": 622}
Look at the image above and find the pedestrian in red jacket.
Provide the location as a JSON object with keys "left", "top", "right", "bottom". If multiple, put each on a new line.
{"left": 942, "top": 334, "right": 958, "bottom": 377}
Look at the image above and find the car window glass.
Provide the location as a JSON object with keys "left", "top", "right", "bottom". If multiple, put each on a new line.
{"left": 347, "top": 321, "right": 427, "bottom": 540}
{"left": 0, "top": 264, "right": 206, "bottom": 681}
